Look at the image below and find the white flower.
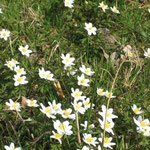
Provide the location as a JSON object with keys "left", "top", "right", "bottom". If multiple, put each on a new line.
{"left": 110, "top": 6, "right": 120, "bottom": 14}
{"left": 98, "top": 145, "right": 101, "bottom": 150}
{"left": 126, "top": 50, "right": 133, "bottom": 57}
{"left": 79, "top": 65, "right": 95, "bottom": 76}
{"left": 98, "top": 105, "right": 118, "bottom": 122}
{"left": 26, "top": 99, "right": 39, "bottom": 107}
{"left": 64, "top": 0, "right": 74, "bottom": 8}
{"left": 83, "top": 133, "right": 98, "bottom": 147}
{"left": 97, "top": 88, "right": 105, "bottom": 96}
{"left": 81, "top": 121, "right": 95, "bottom": 131}
{"left": 131, "top": 104, "right": 143, "bottom": 115}
{"left": 65, "top": 66, "right": 77, "bottom": 76}
{"left": 5, "top": 60, "right": 16, "bottom": 70}
{"left": 6, "top": 99, "right": 21, "bottom": 112}
{"left": 133, "top": 116, "right": 150, "bottom": 130}
{"left": 98, "top": 119, "right": 114, "bottom": 135}
{"left": 0, "top": 29, "right": 10, "bottom": 41}
{"left": 104, "top": 91, "right": 116, "bottom": 98}
{"left": 0, "top": 8, "right": 2, "bottom": 14}
{"left": 138, "top": 127, "right": 150, "bottom": 136}
{"left": 61, "top": 108, "right": 75, "bottom": 120}
{"left": 85, "top": 23, "right": 97, "bottom": 35}
{"left": 83, "top": 98, "right": 93, "bottom": 110}
{"left": 53, "top": 120, "right": 73, "bottom": 135}
{"left": 49, "top": 100, "right": 62, "bottom": 114}
{"left": 45, "top": 71, "right": 54, "bottom": 81}
{"left": 50, "top": 131, "right": 63, "bottom": 144}
{"left": 77, "top": 74, "right": 90, "bottom": 87}
{"left": 77, "top": 146, "right": 93, "bottom": 150}
{"left": 72, "top": 101, "right": 85, "bottom": 114}
{"left": 144, "top": 48, "right": 150, "bottom": 58}
{"left": 148, "top": 8, "right": 150, "bottom": 13}
{"left": 61, "top": 53, "right": 75, "bottom": 67}
{"left": 13, "top": 74, "right": 28, "bottom": 86}
{"left": 71, "top": 88, "right": 86, "bottom": 101}
{"left": 99, "top": 136, "right": 116, "bottom": 149}
{"left": 40, "top": 103, "right": 56, "bottom": 119}
{"left": 18, "top": 45, "right": 32, "bottom": 57}
{"left": 11, "top": 59, "right": 19, "bottom": 66}
{"left": 39, "top": 68, "right": 47, "bottom": 79}
{"left": 4, "top": 142, "right": 21, "bottom": 150}
{"left": 14, "top": 66, "right": 26, "bottom": 75}
{"left": 98, "top": 2, "right": 108, "bottom": 12}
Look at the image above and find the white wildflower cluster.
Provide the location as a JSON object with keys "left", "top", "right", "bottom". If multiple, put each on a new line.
{"left": 18, "top": 45, "right": 32, "bottom": 57}
{"left": 97, "top": 88, "right": 116, "bottom": 98}
{"left": 98, "top": 2, "right": 120, "bottom": 14}
{"left": 64, "top": 0, "right": 74, "bottom": 8}
{"left": 39, "top": 67, "right": 54, "bottom": 81}
{"left": 98, "top": 105, "right": 118, "bottom": 149}
{"left": 132, "top": 104, "right": 150, "bottom": 136}
{"left": 5, "top": 58, "right": 28, "bottom": 86}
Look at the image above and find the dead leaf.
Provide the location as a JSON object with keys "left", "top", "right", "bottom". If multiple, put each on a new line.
{"left": 21, "top": 96, "right": 27, "bottom": 108}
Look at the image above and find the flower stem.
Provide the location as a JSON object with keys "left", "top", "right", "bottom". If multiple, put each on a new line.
{"left": 76, "top": 111, "right": 81, "bottom": 144}
{"left": 9, "top": 37, "right": 14, "bottom": 56}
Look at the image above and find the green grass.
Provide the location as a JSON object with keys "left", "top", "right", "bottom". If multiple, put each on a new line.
{"left": 0, "top": 0, "right": 150, "bottom": 149}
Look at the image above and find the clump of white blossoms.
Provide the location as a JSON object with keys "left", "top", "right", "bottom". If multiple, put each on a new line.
{"left": 79, "top": 65, "right": 95, "bottom": 76}
{"left": 39, "top": 103, "right": 56, "bottom": 119}
{"left": 13, "top": 74, "right": 28, "bottom": 86}
{"left": 53, "top": 120, "right": 73, "bottom": 135}
{"left": 98, "top": 1, "right": 108, "bottom": 12}
{"left": 6, "top": 99, "right": 21, "bottom": 112}
{"left": 26, "top": 99, "right": 39, "bottom": 107}
{"left": 39, "top": 67, "right": 54, "bottom": 81}
{"left": 64, "top": 0, "right": 74, "bottom": 8}
{"left": 83, "top": 133, "right": 98, "bottom": 147}
{"left": 0, "top": 29, "right": 10, "bottom": 41}
{"left": 131, "top": 104, "right": 143, "bottom": 115}
{"left": 133, "top": 116, "right": 150, "bottom": 136}
{"left": 144, "top": 48, "right": 150, "bottom": 58}
{"left": 61, "top": 53, "right": 75, "bottom": 67}
{"left": 18, "top": 45, "right": 32, "bottom": 57}
{"left": 5, "top": 59, "right": 19, "bottom": 70}
{"left": 110, "top": 6, "right": 120, "bottom": 14}
{"left": 4, "top": 142, "right": 21, "bottom": 150}
{"left": 99, "top": 136, "right": 116, "bottom": 149}
{"left": 85, "top": 23, "right": 97, "bottom": 35}
{"left": 77, "top": 74, "right": 90, "bottom": 86}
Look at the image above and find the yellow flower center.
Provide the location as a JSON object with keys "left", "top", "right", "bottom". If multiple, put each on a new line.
{"left": 8, "top": 63, "right": 12, "bottom": 67}
{"left": 18, "top": 69, "right": 22, "bottom": 73}
{"left": 141, "top": 121, "right": 147, "bottom": 127}
{"left": 55, "top": 133, "right": 61, "bottom": 139}
{"left": 81, "top": 79, "right": 86, "bottom": 84}
{"left": 106, "top": 112, "right": 111, "bottom": 117}
{"left": 75, "top": 92, "right": 81, "bottom": 97}
{"left": 53, "top": 104, "right": 58, "bottom": 110}
{"left": 85, "top": 69, "right": 90, "bottom": 74}
{"left": 107, "top": 92, "right": 112, "bottom": 97}
{"left": 128, "top": 52, "right": 132, "bottom": 57}
{"left": 46, "top": 74, "right": 52, "bottom": 79}
{"left": 85, "top": 101, "right": 90, "bottom": 106}
{"left": 76, "top": 104, "right": 81, "bottom": 110}
{"left": 105, "top": 122, "right": 111, "bottom": 128}
{"left": 59, "top": 124, "right": 65, "bottom": 131}
{"left": 30, "top": 101, "right": 36, "bottom": 106}
{"left": 89, "top": 27, "right": 93, "bottom": 30}
{"left": 98, "top": 90, "right": 103, "bottom": 95}
{"left": 86, "top": 137, "right": 93, "bottom": 143}
{"left": 104, "top": 137, "right": 110, "bottom": 144}
{"left": 45, "top": 107, "right": 52, "bottom": 114}
{"left": 148, "top": 52, "right": 150, "bottom": 56}
{"left": 12, "top": 103, "right": 18, "bottom": 109}
{"left": 2, "top": 33, "right": 6, "bottom": 37}
{"left": 17, "top": 77, "right": 23, "bottom": 82}
{"left": 23, "top": 48, "right": 27, "bottom": 52}
{"left": 102, "top": 4, "right": 106, "bottom": 9}
{"left": 66, "top": 2, "right": 70, "bottom": 5}
{"left": 64, "top": 110, "right": 70, "bottom": 116}
{"left": 114, "top": 8, "right": 117, "bottom": 12}
{"left": 66, "top": 58, "right": 70, "bottom": 63}
{"left": 134, "top": 108, "right": 140, "bottom": 113}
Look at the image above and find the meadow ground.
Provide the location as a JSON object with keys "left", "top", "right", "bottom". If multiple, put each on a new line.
{"left": 0, "top": 0, "right": 150, "bottom": 149}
